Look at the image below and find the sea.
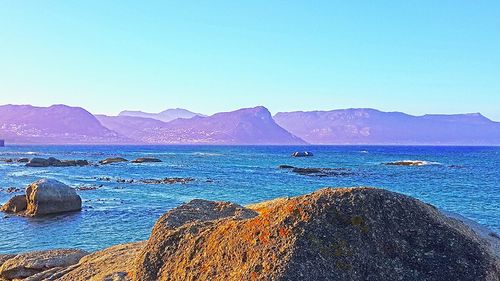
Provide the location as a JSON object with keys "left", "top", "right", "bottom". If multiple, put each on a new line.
{"left": 0, "top": 145, "right": 498, "bottom": 254}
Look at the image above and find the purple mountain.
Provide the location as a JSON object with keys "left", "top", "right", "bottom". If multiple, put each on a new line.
{"left": 274, "top": 109, "right": 500, "bottom": 145}
{"left": 98, "top": 106, "right": 306, "bottom": 144}
{"left": 0, "top": 104, "right": 130, "bottom": 144}
{"left": 119, "top": 108, "right": 205, "bottom": 123}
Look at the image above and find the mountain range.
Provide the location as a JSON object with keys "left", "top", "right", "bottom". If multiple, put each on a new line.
{"left": 118, "top": 108, "right": 205, "bottom": 123}
{"left": 0, "top": 104, "right": 499, "bottom": 145}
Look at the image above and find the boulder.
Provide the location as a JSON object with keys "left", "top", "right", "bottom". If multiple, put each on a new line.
{"left": 53, "top": 242, "right": 144, "bottom": 281}
{"left": 25, "top": 179, "right": 82, "bottom": 216}
{"left": 99, "top": 157, "right": 128, "bottom": 165}
{"left": 0, "top": 249, "right": 88, "bottom": 280}
{"left": 0, "top": 195, "right": 27, "bottom": 213}
{"left": 291, "top": 151, "right": 314, "bottom": 157}
{"left": 133, "top": 188, "right": 499, "bottom": 281}
{"left": 131, "top": 157, "right": 162, "bottom": 163}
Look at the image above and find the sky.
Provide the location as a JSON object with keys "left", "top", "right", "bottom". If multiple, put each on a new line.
{"left": 0, "top": 1, "right": 499, "bottom": 120}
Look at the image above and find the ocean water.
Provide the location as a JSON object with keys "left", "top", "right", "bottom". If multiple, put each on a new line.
{"left": 0, "top": 145, "right": 498, "bottom": 254}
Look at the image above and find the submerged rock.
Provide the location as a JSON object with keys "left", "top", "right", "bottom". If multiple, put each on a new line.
{"left": 0, "top": 195, "right": 27, "bottom": 213}
{"left": 133, "top": 187, "right": 499, "bottom": 281}
{"left": 25, "top": 179, "right": 82, "bottom": 217}
{"left": 278, "top": 164, "right": 295, "bottom": 169}
{"left": 140, "top": 177, "right": 194, "bottom": 185}
{"left": 131, "top": 157, "right": 162, "bottom": 163}
{"left": 384, "top": 160, "right": 430, "bottom": 166}
{"left": 291, "top": 151, "right": 314, "bottom": 157}
{"left": 0, "top": 249, "right": 88, "bottom": 280}
{"left": 288, "top": 167, "right": 354, "bottom": 177}
{"left": 99, "top": 157, "right": 128, "bottom": 165}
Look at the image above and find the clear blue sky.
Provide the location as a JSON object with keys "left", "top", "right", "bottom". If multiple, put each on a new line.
{"left": 1, "top": 1, "right": 499, "bottom": 120}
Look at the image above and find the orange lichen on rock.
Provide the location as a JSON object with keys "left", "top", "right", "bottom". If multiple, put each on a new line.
{"left": 132, "top": 187, "right": 499, "bottom": 281}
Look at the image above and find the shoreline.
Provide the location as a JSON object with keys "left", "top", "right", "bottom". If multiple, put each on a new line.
{"left": 1, "top": 187, "right": 499, "bottom": 280}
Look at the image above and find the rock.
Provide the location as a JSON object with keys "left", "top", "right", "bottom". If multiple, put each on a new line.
{"left": 26, "top": 158, "right": 88, "bottom": 167}
{"left": 0, "top": 255, "right": 15, "bottom": 268}
{"left": 291, "top": 151, "right": 314, "bottom": 157}
{"left": 0, "top": 195, "right": 27, "bottom": 213}
{"left": 131, "top": 157, "right": 162, "bottom": 163}
{"left": 0, "top": 249, "right": 88, "bottom": 280}
{"left": 134, "top": 199, "right": 258, "bottom": 280}
{"left": 290, "top": 167, "right": 354, "bottom": 177}
{"left": 278, "top": 165, "right": 295, "bottom": 169}
{"left": 58, "top": 160, "right": 89, "bottom": 167}
{"left": 17, "top": 158, "right": 30, "bottom": 163}
{"left": 140, "top": 177, "right": 194, "bottom": 184}
{"left": 25, "top": 179, "right": 82, "bottom": 216}
{"left": 53, "top": 242, "right": 144, "bottom": 281}
{"left": 99, "top": 157, "right": 128, "bottom": 165}
{"left": 133, "top": 188, "right": 500, "bottom": 281}
{"left": 26, "top": 157, "right": 59, "bottom": 167}
{"left": 384, "top": 160, "right": 429, "bottom": 166}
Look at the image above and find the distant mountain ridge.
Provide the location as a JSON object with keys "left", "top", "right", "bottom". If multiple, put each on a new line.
{"left": 99, "top": 106, "right": 305, "bottom": 145}
{"left": 1, "top": 104, "right": 499, "bottom": 145}
{"left": 119, "top": 108, "right": 205, "bottom": 123}
{"left": 0, "top": 104, "right": 130, "bottom": 144}
{"left": 274, "top": 108, "right": 500, "bottom": 145}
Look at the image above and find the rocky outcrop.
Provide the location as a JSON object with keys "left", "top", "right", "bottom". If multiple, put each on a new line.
{"left": 131, "top": 157, "right": 162, "bottom": 163}
{"left": 291, "top": 151, "right": 313, "bottom": 157}
{"left": 384, "top": 160, "right": 430, "bottom": 166}
{"left": 24, "top": 179, "right": 82, "bottom": 216}
{"left": 133, "top": 188, "right": 499, "bottom": 281}
{"left": 2, "top": 188, "right": 499, "bottom": 281}
{"left": 99, "top": 157, "right": 128, "bottom": 165}
{"left": 0, "top": 195, "right": 27, "bottom": 213}
{"left": 26, "top": 157, "right": 89, "bottom": 167}
{"left": 0, "top": 249, "right": 87, "bottom": 280}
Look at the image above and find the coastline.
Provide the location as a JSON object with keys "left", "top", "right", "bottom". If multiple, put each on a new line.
{"left": 1, "top": 187, "right": 499, "bottom": 280}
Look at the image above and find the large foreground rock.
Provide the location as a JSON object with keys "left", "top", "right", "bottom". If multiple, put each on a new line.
{"left": 134, "top": 188, "right": 499, "bottom": 281}
{"left": 0, "top": 249, "right": 87, "bottom": 280}
{"left": 25, "top": 179, "right": 82, "bottom": 216}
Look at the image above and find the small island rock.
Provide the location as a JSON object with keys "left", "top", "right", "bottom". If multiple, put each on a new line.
{"left": 99, "top": 157, "right": 128, "bottom": 165}
{"left": 131, "top": 157, "right": 162, "bottom": 163}
{"left": 25, "top": 179, "right": 82, "bottom": 217}
{"left": 291, "top": 151, "right": 314, "bottom": 157}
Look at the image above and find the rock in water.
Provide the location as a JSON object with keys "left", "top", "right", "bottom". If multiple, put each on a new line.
{"left": 25, "top": 179, "right": 82, "bottom": 216}
{"left": 131, "top": 157, "right": 162, "bottom": 163}
{"left": 0, "top": 249, "right": 87, "bottom": 280}
{"left": 384, "top": 160, "right": 429, "bottom": 166}
{"left": 99, "top": 157, "right": 128, "bottom": 165}
{"left": 0, "top": 195, "right": 27, "bottom": 213}
{"left": 133, "top": 188, "right": 499, "bottom": 281}
{"left": 291, "top": 151, "right": 314, "bottom": 157}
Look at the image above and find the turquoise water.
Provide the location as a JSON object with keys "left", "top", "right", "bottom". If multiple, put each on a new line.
{"left": 0, "top": 145, "right": 499, "bottom": 254}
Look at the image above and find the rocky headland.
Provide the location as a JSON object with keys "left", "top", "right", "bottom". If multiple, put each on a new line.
{"left": 1, "top": 187, "right": 498, "bottom": 281}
